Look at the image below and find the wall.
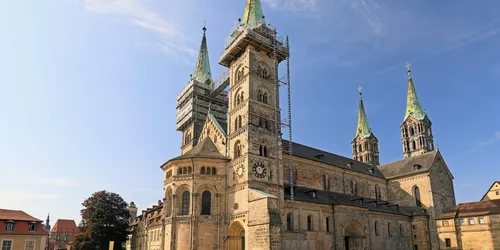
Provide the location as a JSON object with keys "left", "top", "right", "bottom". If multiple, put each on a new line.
{"left": 0, "top": 235, "right": 47, "bottom": 250}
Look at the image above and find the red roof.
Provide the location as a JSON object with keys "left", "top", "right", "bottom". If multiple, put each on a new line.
{"left": 439, "top": 199, "right": 500, "bottom": 219}
{"left": 51, "top": 219, "right": 79, "bottom": 233}
{"left": 0, "top": 209, "right": 42, "bottom": 222}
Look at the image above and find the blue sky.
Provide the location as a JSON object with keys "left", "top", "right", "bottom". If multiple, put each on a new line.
{"left": 1, "top": 0, "right": 499, "bottom": 224}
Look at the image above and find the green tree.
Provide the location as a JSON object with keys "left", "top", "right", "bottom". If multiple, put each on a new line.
{"left": 73, "top": 190, "right": 130, "bottom": 250}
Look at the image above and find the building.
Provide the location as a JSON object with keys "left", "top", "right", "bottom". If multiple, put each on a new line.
{"left": 436, "top": 181, "right": 500, "bottom": 250}
{"left": 127, "top": 0, "right": 458, "bottom": 249}
{"left": 0, "top": 209, "right": 49, "bottom": 250}
{"left": 127, "top": 201, "right": 163, "bottom": 250}
{"left": 49, "top": 219, "right": 79, "bottom": 250}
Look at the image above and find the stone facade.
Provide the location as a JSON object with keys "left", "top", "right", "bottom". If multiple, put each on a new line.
{"left": 125, "top": 1, "right": 458, "bottom": 250}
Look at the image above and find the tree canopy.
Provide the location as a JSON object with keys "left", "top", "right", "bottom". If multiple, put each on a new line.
{"left": 73, "top": 190, "right": 130, "bottom": 250}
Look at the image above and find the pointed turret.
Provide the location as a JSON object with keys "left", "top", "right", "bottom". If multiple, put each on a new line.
{"left": 44, "top": 213, "right": 51, "bottom": 232}
{"left": 356, "top": 88, "right": 372, "bottom": 138}
{"left": 352, "top": 87, "right": 379, "bottom": 166}
{"left": 404, "top": 63, "right": 426, "bottom": 121}
{"left": 192, "top": 26, "right": 212, "bottom": 85}
{"left": 401, "top": 63, "right": 435, "bottom": 158}
{"left": 240, "top": 0, "right": 266, "bottom": 29}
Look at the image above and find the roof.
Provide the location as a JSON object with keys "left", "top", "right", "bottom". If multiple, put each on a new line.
{"left": 404, "top": 68, "right": 426, "bottom": 121}
{"left": 283, "top": 139, "right": 384, "bottom": 178}
{"left": 378, "top": 151, "right": 438, "bottom": 179}
{"left": 240, "top": 0, "right": 265, "bottom": 29}
{"left": 285, "top": 186, "right": 427, "bottom": 217}
{"left": 192, "top": 27, "right": 212, "bottom": 85}
{"left": 51, "top": 219, "right": 78, "bottom": 233}
{"left": 0, "top": 209, "right": 42, "bottom": 222}
{"left": 355, "top": 92, "right": 373, "bottom": 138}
{"left": 438, "top": 199, "right": 500, "bottom": 219}
{"left": 209, "top": 112, "right": 227, "bottom": 137}
{"left": 480, "top": 181, "right": 500, "bottom": 201}
{"left": 170, "top": 138, "right": 229, "bottom": 161}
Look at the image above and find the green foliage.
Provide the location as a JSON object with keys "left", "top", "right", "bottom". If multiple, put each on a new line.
{"left": 73, "top": 190, "right": 130, "bottom": 250}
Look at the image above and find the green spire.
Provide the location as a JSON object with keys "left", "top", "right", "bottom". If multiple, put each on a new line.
{"left": 192, "top": 26, "right": 212, "bottom": 85}
{"left": 240, "top": 0, "right": 265, "bottom": 29}
{"left": 356, "top": 87, "right": 372, "bottom": 138}
{"left": 404, "top": 63, "right": 426, "bottom": 121}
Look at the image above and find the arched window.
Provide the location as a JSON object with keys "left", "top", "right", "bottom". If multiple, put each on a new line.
{"left": 374, "top": 185, "right": 379, "bottom": 200}
{"left": 257, "top": 65, "right": 263, "bottom": 77}
{"left": 234, "top": 141, "right": 241, "bottom": 158}
{"left": 410, "top": 127, "right": 415, "bottom": 136}
{"left": 414, "top": 186, "right": 422, "bottom": 207}
{"left": 350, "top": 180, "right": 355, "bottom": 194}
{"left": 239, "top": 92, "right": 244, "bottom": 104}
{"left": 359, "top": 144, "right": 363, "bottom": 152}
{"left": 263, "top": 92, "right": 268, "bottom": 103}
{"left": 187, "top": 167, "right": 192, "bottom": 174}
{"left": 354, "top": 182, "right": 358, "bottom": 195}
{"left": 238, "top": 115, "right": 242, "bottom": 129}
{"left": 374, "top": 221, "right": 379, "bottom": 236}
{"left": 365, "top": 142, "right": 369, "bottom": 150}
{"left": 181, "top": 191, "right": 190, "bottom": 215}
{"left": 182, "top": 167, "right": 187, "bottom": 175}
{"left": 307, "top": 215, "right": 312, "bottom": 231}
{"left": 322, "top": 175, "right": 327, "bottom": 191}
{"left": 388, "top": 223, "right": 392, "bottom": 236}
{"left": 286, "top": 213, "right": 292, "bottom": 231}
{"left": 201, "top": 191, "right": 211, "bottom": 215}
{"left": 411, "top": 140, "right": 416, "bottom": 150}
{"left": 399, "top": 224, "right": 404, "bottom": 236}
{"left": 234, "top": 116, "right": 242, "bottom": 131}
{"left": 206, "top": 167, "right": 211, "bottom": 175}
{"left": 359, "top": 155, "right": 364, "bottom": 162}
{"left": 326, "top": 217, "right": 330, "bottom": 233}
{"left": 177, "top": 168, "right": 182, "bottom": 175}
{"left": 212, "top": 167, "right": 217, "bottom": 175}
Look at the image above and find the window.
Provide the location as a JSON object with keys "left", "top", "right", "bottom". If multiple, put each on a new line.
{"left": 497, "top": 191, "right": 499, "bottom": 195}
{"left": 374, "top": 221, "right": 379, "bottom": 236}
{"left": 259, "top": 145, "right": 268, "bottom": 157}
{"left": 442, "top": 221, "right": 449, "bottom": 226}
{"left": 326, "top": 217, "right": 330, "bottom": 233}
{"left": 399, "top": 224, "right": 404, "bottom": 236}
{"left": 322, "top": 175, "right": 327, "bottom": 191}
{"left": 445, "top": 238, "right": 451, "bottom": 247}
{"left": 440, "top": 200, "right": 446, "bottom": 213}
{"left": 5, "top": 222, "right": 13, "bottom": 230}
{"left": 307, "top": 215, "right": 312, "bottom": 231}
{"left": 410, "top": 127, "right": 415, "bottom": 136}
{"left": 459, "top": 219, "right": 465, "bottom": 225}
{"left": 234, "top": 141, "right": 242, "bottom": 158}
{"left": 359, "top": 155, "right": 363, "bottom": 162}
{"left": 234, "top": 116, "right": 242, "bottom": 130}
{"left": 414, "top": 186, "right": 422, "bottom": 207}
{"left": 358, "top": 144, "right": 362, "bottom": 152}
{"left": 187, "top": 167, "right": 192, "bottom": 174}
{"left": 201, "top": 191, "right": 211, "bottom": 215}
{"left": 411, "top": 140, "right": 416, "bottom": 150}
{"left": 212, "top": 167, "right": 217, "bottom": 175}
{"left": 2, "top": 240, "right": 12, "bottom": 250}
{"left": 201, "top": 167, "right": 205, "bottom": 174}
{"left": 181, "top": 191, "right": 190, "bottom": 215}
{"left": 257, "top": 90, "right": 268, "bottom": 104}
{"left": 479, "top": 218, "right": 485, "bottom": 224}
{"left": 468, "top": 218, "right": 475, "bottom": 225}
{"left": 28, "top": 223, "right": 36, "bottom": 231}
{"left": 387, "top": 223, "right": 392, "bottom": 236}
{"left": 286, "top": 213, "right": 292, "bottom": 231}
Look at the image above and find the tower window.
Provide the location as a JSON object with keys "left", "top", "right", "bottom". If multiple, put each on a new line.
{"left": 326, "top": 217, "right": 330, "bottom": 232}
{"left": 374, "top": 221, "right": 379, "bottom": 236}
{"left": 234, "top": 141, "right": 242, "bottom": 158}
{"left": 201, "top": 191, "right": 211, "bottom": 215}
{"left": 257, "top": 90, "right": 268, "bottom": 104}
{"left": 181, "top": 191, "right": 190, "bottom": 215}
{"left": 212, "top": 167, "right": 217, "bottom": 175}
{"left": 358, "top": 144, "right": 363, "bottom": 152}
{"left": 414, "top": 186, "right": 422, "bottom": 207}
{"left": 410, "top": 127, "right": 415, "bottom": 136}
{"left": 307, "top": 215, "right": 313, "bottom": 231}
{"left": 411, "top": 140, "right": 416, "bottom": 150}
{"left": 287, "top": 213, "right": 293, "bottom": 231}
{"left": 259, "top": 145, "right": 268, "bottom": 157}
{"left": 322, "top": 175, "right": 327, "bottom": 191}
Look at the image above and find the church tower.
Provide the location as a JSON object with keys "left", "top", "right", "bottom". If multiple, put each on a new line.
{"left": 176, "top": 26, "right": 228, "bottom": 154}
{"left": 401, "top": 63, "right": 435, "bottom": 158}
{"left": 352, "top": 87, "right": 379, "bottom": 165}
{"left": 220, "top": 0, "right": 289, "bottom": 249}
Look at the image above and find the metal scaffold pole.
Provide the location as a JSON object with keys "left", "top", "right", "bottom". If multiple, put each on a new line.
{"left": 285, "top": 35, "right": 294, "bottom": 227}
{"left": 272, "top": 28, "right": 281, "bottom": 213}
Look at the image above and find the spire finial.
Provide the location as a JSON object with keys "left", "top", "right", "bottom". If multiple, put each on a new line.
{"left": 406, "top": 62, "right": 412, "bottom": 78}
{"left": 358, "top": 86, "right": 363, "bottom": 99}
{"left": 203, "top": 20, "right": 207, "bottom": 33}
{"left": 355, "top": 88, "right": 372, "bottom": 138}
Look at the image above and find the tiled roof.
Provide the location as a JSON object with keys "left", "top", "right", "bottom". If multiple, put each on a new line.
{"left": 438, "top": 199, "right": 500, "bottom": 219}
{"left": 170, "top": 138, "right": 229, "bottom": 161}
{"left": 285, "top": 186, "right": 428, "bottom": 217}
{"left": 51, "top": 219, "right": 79, "bottom": 233}
{"left": 0, "top": 209, "right": 42, "bottom": 222}
{"left": 283, "top": 139, "right": 385, "bottom": 178}
{"left": 378, "top": 151, "right": 438, "bottom": 179}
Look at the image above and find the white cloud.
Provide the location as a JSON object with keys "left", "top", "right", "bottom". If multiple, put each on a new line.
{"left": 479, "top": 131, "right": 500, "bottom": 146}
{"left": 83, "top": 0, "right": 196, "bottom": 60}
{"left": 263, "top": 0, "right": 318, "bottom": 12}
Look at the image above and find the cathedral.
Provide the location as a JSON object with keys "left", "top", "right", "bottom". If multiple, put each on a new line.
{"left": 126, "top": 0, "right": 456, "bottom": 249}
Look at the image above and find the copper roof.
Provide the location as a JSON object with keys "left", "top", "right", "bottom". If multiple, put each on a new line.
{"left": 439, "top": 199, "right": 500, "bottom": 219}
{"left": 51, "top": 219, "right": 79, "bottom": 233}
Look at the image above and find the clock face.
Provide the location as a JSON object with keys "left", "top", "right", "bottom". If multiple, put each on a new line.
{"left": 252, "top": 162, "right": 267, "bottom": 178}
{"left": 237, "top": 165, "right": 245, "bottom": 178}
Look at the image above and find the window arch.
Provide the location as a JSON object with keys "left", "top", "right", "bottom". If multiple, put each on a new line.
{"left": 201, "top": 191, "right": 211, "bottom": 215}
{"left": 234, "top": 141, "right": 242, "bottom": 158}
{"left": 374, "top": 221, "right": 379, "bottom": 236}
{"left": 359, "top": 155, "right": 364, "bottom": 162}
{"left": 322, "top": 175, "right": 327, "bottom": 191}
{"left": 414, "top": 186, "right": 422, "bottom": 207}
{"left": 286, "top": 213, "right": 292, "bottom": 231}
{"left": 234, "top": 116, "right": 242, "bottom": 131}
{"left": 307, "top": 215, "right": 312, "bottom": 231}
{"left": 181, "top": 191, "right": 190, "bottom": 215}
{"left": 326, "top": 217, "right": 330, "bottom": 233}
{"left": 257, "top": 90, "right": 269, "bottom": 104}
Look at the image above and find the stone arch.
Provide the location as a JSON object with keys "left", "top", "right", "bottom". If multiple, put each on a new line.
{"left": 228, "top": 221, "right": 245, "bottom": 250}
{"left": 344, "top": 220, "right": 367, "bottom": 250}
{"left": 233, "top": 87, "right": 244, "bottom": 107}
{"left": 197, "top": 185, "right": 218, "bottom": 215}
{"left": 234, "top": 64, "right": 245, "bottom": 82}
{"left": 165, "top": 187, "right": 173, "bottom": 217}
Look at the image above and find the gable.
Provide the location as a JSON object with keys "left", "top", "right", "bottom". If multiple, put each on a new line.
{"left": 429, "top": 151, "right": 454, "bottom": 181}
{"left": 378, "top": 151, "right": 437, "bottom": 179}
{"left": 481, "top": 181, "right": 500, "bottom": 201}
{"left": 197, "top": 113, "right": 228, "bottom": 156}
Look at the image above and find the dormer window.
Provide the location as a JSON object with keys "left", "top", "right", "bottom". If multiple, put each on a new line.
{"left": 368, "top": 168, "right": 374, "bottom": 174}
{"left": 346, "top": 162, "right": 353, "bottom": 169}
{"left": 413, "top": 164, "right": 423, "bottom": 170}
{"left": 5, "top": 221, "right": 14, "bottom": 230}
{"left": 28, "top": 222, "right": 37, "bottom": 231}
{"left": 315, "top": 154, "right": 324, "bottom": 161}
{"left": 312, "top": 191, "right": 317, "bottom": 198}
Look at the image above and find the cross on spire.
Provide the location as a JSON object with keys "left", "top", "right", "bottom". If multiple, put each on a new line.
{"left": 406, "top": 62, "right": 411, "bottom": 72}
{"left": 358, "top": 86, "right": 363, "bottom": 99}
